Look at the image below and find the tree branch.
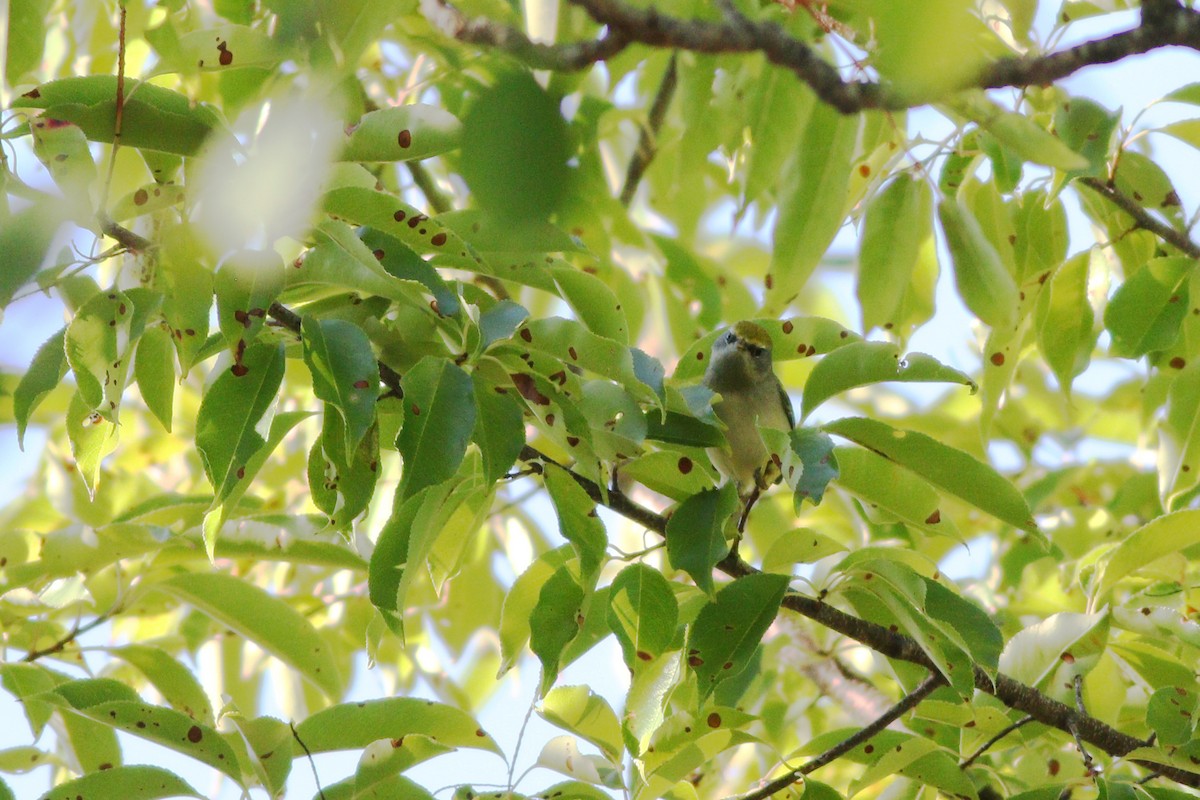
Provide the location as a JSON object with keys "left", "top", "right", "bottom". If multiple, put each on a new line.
{"left": 441, "top": 0, "right": 1200, "bottom": 115}
{"left": 420, "top": 0, "right": 629, "bottom": 70}
{"left": 737, "top": 673, "right": 945, "bottom": 800}
{"left": 1078, "top": 176, "right": 1200, "bottom": 259}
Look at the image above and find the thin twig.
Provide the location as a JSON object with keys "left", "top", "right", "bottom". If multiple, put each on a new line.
{"left": 22, "top": 610, "right": 117, "bottom": 662}
{"left": 619, "top": 52, "right": 678, "bottom": 207}
{"left": 961, "top": 715, "right": 1033, "bottom": 768}
{"left": 406, "top": 160, "right": 452, "bottom": 215}
{"left": 99, "top": 2, "right": 127, "bottom": 215}
{"left": 736, "top": 673, "right": 945, "bottom": 800}
{"left": 291, "top": 722, "right": 326, "bottom": 800}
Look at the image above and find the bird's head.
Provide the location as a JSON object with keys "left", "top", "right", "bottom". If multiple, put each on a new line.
{"left": 705, "top": 321, "right": 775, "bottom": 392}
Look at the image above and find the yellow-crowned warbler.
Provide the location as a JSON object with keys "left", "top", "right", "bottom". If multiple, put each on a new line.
{"left": 703, "top": 321, "right": 794, "bottom": 531}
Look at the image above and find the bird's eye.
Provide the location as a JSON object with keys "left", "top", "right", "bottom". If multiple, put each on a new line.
{"left": 724, "top": 331, "right": 737, "bottom": 345}
{"left": 746, "top": 343, "right": 764, "bottom": 357}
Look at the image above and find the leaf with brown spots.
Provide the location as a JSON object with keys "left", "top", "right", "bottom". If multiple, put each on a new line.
{"left": 301, "top": 317, "right": 378, "bottom": 457}
{"left": 801, "top": 341, "right": 975, "bottom": 420}
{"left": 174, "top": 23, "right": 282, "bottom": 72}
{"left": 825, "top": 417, "right": 1041, "bottom": 538}
{"left": 214, "top": 249, "right": 284, "bottom": 355}
{"left": 292, "top": 697, "right": 501, "bottom": 756}
{"left": 29, "top": 764, "right": 205, "bottom": 800}
{"left": 543, "top": 464, "right": 607, "bottom": 584}
{"left": 12, "top": 75, "right": 224, "bottom": 156}
{"left": 688, "top": 573, "right": 788, "bottom": 700}
{"left": 530, "top": 565, "right": 586, "bottom": 696}
{"left": 324, "top": 186, "right": 466, "bottom": 257}
{"left": 607, "top": 563, "right": 678, "bottom": 671}
{"left": 340, "top": 104, "right": 461, "bottom": 163}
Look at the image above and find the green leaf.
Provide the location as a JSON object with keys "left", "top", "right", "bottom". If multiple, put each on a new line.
{"left": 1011, "top": 190, "right": 1069, "bottom": 281}
{"left": 840, "top": 478, "right": 934, "bottom": 553}
{"left": 607, "top": 563, "right": 679, "bottom": 670}
{"left": 292, "top": 698, "right": 500, "bottom": 755}
{"left": 48, "top": 685, "right": 239, "bottom": 781}
{"left": 858, "top": 174, "right": 934, "bottom": 333}
{"left": 1148, "top": 686, "right": 1199, "bottom": 746}
{"left": 12, "top": 76, "right": 223, "bottom": 156}
{"left": 224, "top": 715, "right": 292, "bottom": 797}
{"left": 302, "top": 317, "right": 378, "bottom": 456}
{"left": 477, "top": 300, "right": 530, "bottom": 352}
{"left": 0, "top": 201, "right": 62, "bottom": 309}
{"left": 539, "top": 685, "right": 623, "bottom": 762}
{"left": 666, "top": 485, "right": 739, "bottom": 597}
{"left": 743, "top": 68, "right": 813, "bottom": 211}
{"left": 35, "top": 765, "right": 203, "bottom": 800}
{"left": 65, "top": 289, "right": 137, "bottom": 419}
{"left": 65, "top": 390, "right": 119, "bottom": 497}
{"left": 5, "top": 0, "right": 51, "bottom": 82}
{"left": 618, "top": 450, "right": 718, "bottom": 500}
{"left": 768, "top": 102, "right": 859, "bottom": 310}
{"left": 359, "top": 227, "right": 461, "bottom": 316}
{"left": 801, "top": 342, "right": 976, "bottom": 419}
{"left": 1052, "top": 96, "right": 1120, "bottom": 185}
{"left": 206, "top": 409, "right": 311, "bottom": 541}
{"left": 173, "top": 23, "right": 283, "bottom": 71}
{"left": 543, "top": 464, "right": 608, "bottom": 584}
{"left": 798, "top": 728, "right": 975, "bottom": 798}
{"left": 998, "top": 611, "right": 1109, "bottom": 695}
{"left": 1160, "top": 360, "right": 1200, "bottom": 511}
{"left": 950, "top": 92, "right": 1089, "bottom": 171}
{"left": 498, "top": 546, "right": 575, "bottom": 675}
{"left": 14, "top": 326, "right": 68, "bottom": 448}
{"left": 923, "top": 578, "right": 1003, "bottom": 675}
{"left": 688, "top": 573, "right": 788, "bottom": 700}
{"left": 214, "top": 249, "right": 284, "bottom": 354}
{"left": 530, "top": 564, "right": 585, "bottom": 695}
{"left": 396, "top": 357, "right": 476, "bottom": 501}
{"left": 159, "top": 240, "right": 213, "bottom": 372}
{"left": 1113, "top": 150, "right": 1186, "bottom": 229}
{"left": 521, "top": 317, "right": 660, "bottom": 404}
{"left": 340, "top": 104, "right": 461, "bottom": 162}
{"left": 459, "top": 71, "right": 571, "bottom": 224}
{"left": 195, "top": 342, "right": 285, "bottom": 547}
{"left": 1104, "top": 256, "right": 1191, "bottom": 358}
{"left": 762, "top": 528, "right": 848, "bottom": 573}
{"left": 789, "top": 426, "right": 840, "bottom": 510}
{"left": 159, "top": 572, "right": 343, "bottom": 698}
{"left": 134, "top": 325, "right": 176, "bottom": 431}
{"left": 551, "top": 263, "right": 629, "bottom": 344}
{"left": 1094, "top": 511, "right": 1200, "bottom": 603}
{"left": 105, "top": 645, "right": 214, "bottom": 727}
{"left": 30, "top": 118, "right": 97, "bottom": 216}
{"left": 471, "top": 380, "right": 526, "bottom": 483}
{"left": 323, "top": 186, "right": 469, "bottom": 257}
{"left": 1035, "top": 250, "right": 1094, "bottom": 395}
{"left": 824, "top": 418, "right": 1039, "bottom": 535}
{"left": 309, "top": 411, "right": 380, "bottom": 530}
{"left": 938, "top": 197, "right": 1019, "bottom": 331}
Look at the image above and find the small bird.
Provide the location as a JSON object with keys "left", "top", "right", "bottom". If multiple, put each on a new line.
{"left": 703, "top": 321, "right": 795, "bottom": 532}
